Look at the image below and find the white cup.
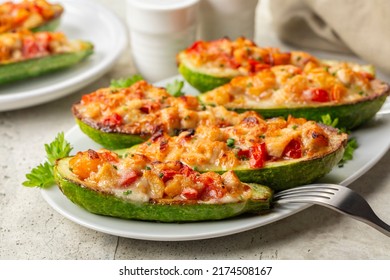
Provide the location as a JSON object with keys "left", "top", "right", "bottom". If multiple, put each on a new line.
{"left": 126, "top": 0, "right": 199, "bottom": 82}
{"left": 199, "top": 0, "right": 259, "bottom": 41}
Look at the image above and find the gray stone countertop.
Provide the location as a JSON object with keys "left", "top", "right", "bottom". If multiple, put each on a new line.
{"left": 0, "top": 0, "right": 389, "bottom": 260}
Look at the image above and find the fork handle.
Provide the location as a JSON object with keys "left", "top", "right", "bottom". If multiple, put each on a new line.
{"left": 353, "top": 213, "right": 390, "bottom": 237}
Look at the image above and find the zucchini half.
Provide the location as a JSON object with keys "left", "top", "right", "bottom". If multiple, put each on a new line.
{"left": 54, "top": 158, "right": 273, "bottom": 222}
{"left": 199, "top": 80, "right": 389, "bottom": 130}
{"left": 126, "top": 124, "right": 348, "bottom": 191}
{"left": 0, "top": 41, "right": 93, "bottom": 85}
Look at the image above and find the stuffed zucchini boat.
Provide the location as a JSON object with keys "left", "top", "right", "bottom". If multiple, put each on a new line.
{"left": 177, "top": 37, "right": 376, "bottom": 93}
{"left": 0, "top": 30, "right": 93, "bottom": 84}
{"left": 73, "top": 80, "right": 270, "bottom": 149}
{"left": 199, "top": 64, "right": 389, "bottom": 130}
{"left": 54, "top": 149, "right": 273, "bottom": 222}
{"left": 0, "top": 0, "right": 63, "bottom": 33}
{"left": 127, "top": 114, "right": 348, "bottom": 191}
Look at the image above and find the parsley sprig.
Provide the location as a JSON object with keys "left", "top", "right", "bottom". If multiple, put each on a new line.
{"left": 166, "top": 80, "right": 185, "bottom": 97}
{"left": 320, "top": 114, "right": 358, "bottom": 167}
{"left": 110, "top": 74, "right": 143, "bottom": 88}
{"left": 23, "top": 132, "right": 72, "bottom": 188}
{"left": 338, "top": 138, "right": 359, "bottom": 167}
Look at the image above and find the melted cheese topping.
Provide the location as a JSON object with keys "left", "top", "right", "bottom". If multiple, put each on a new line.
{"left": 73, "top": 80, "right": 264, "bottom": 136}
{"left": 202, "top": 64, "right": 381, "bottom": 108}
{"left": 68, "top": 149, "right": 252, "bottom": 203}
{"left": 0, "top": 0, "right": 63, "bottom": 33}
{"left": 133, "top": 115, "right": 347, "bottom": 170}
{"left": 0, "top": 30, "right": 87, "bottom": 63}
{"left": 177, "top": 37, "right": 318, "bottom": 77}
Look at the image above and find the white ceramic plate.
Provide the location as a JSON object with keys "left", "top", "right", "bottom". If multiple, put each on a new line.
{"left": 41, "top": 76, "right": 390, "bottom": 241}
{"left": 0, "top": 0, "right": 127, "bottom": 111}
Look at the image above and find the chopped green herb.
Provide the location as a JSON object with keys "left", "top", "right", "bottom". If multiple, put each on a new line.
{"left": 23, "top": 132, "right": 72, "bottom": 188}
{"left": 159, "top": 173, "right": 164, "bottom": 178}
{"left": 247, "top": 82, "right": 253, "bottom": 88}
{"left": 338, "top": 138, "right": 358, "bottom": 167}
{"left": 110, "top": 74, "right": 143, "bottom": 88}
{"left": 226, "top": 138, "right": 235, "bottom": 148}
{"left": 193, "top": 166, "right": 199, "bottom": 172}
{"left": 321, "top": 114, "right": 339, "bottom": 128}
{"left": 358, "top": 91, "right": 364, "bottom": 96}
{"left": 166, "top": 80, "right": 185, "bottom": 97}
{"left": 145, "top": 166, "right": 151, "bottom": 170}
{"left": 292, "top": 125, "right": 298, "bottom": 130}
{"left": 123, "top": 190, "right": 133, "bottom": 195}
{"left": 259, "top": 134, "right": 265, "bottom": 139}
{"left": 296, "top": 56, "right": 302, "bottom": 61}
{"left": 184, "top": 115, "right": 191, "bottom": 120}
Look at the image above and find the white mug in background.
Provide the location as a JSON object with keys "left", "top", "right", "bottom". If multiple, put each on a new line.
{"left": 126, "top": 0, "right": 199, "bottom": 82}
{"left": 199, "top": 0, "right": 259, "bottom": 41}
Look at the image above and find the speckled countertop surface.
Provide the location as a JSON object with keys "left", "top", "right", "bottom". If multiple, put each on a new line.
{"left": 0, "top": 0, "right": 389, "bottom": 260}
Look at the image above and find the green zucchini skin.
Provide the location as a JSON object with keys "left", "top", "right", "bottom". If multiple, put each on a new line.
{"left": 179, "top": 63, "right": 232, "bottom": 93}
{"left": 200, "top": 93, "right": 388, "bottom": 130}
{"left": 76, "top": 119, "right": 146, "bottom": 150}
{"left": 54, "top": 159, "right": 273, "bottom": 222}
{"left": 0, "top": 42, "right": 93, "bottom": 85}
{"left": 31, "top": 17, "right": 61, "bottom": 32}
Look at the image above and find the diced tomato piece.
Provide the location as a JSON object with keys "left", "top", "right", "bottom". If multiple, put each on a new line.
{"left": 32, "top": 4, "right": 44, "bottom": 15}
{"left": 22, "top": 37, "right": 39, "bottom": 58}
{"left": 187, "top": 41, "right": 204, "bottom": 53}
{"left": 179, "top": 165, "right": 196, "bottom": 177}
{"left": 237, "top": 149, "right": 250, "bottom": 160}
{"left": 181, "top": 188, "right": 198, "bottom": 200}
{"left": 35, "top": 32, "right": 51, "bottom": 51}
{"left": 248, "top": 59, "right": 270, "bottom": 73}
{"left": 249, "top": 143, "right": 268, "bottom": 168}
{"left": 120, "top": 170, "right": 138, "bottom": 187}
{"left": 303, "top": 88, "right": 330, "bottom": 102}
{"left": 283, "top": 139, "right": 302, "bottom": 159}
{"left": 102, "top": 113, "right": 123, "bottom": 126}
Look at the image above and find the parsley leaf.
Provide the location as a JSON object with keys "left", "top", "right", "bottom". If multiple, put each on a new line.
{"left": 166, "top": 80, "right": 185, "bottom": 97}
{"left": 45, "top": 132, "right": 72, "bottom": 165}
{"left": 23, "top": 162, "right": 54, "bottom": 188}
{"left": 320, "top": 114, "right": 339, "bottom": 128}
{"left": 338, "top": 138, "right": 358, "bottom": 167}
{"left": 110, "top": 75, "right": 143, "bottom": 88}
{"left": 23, "top": 132, "right": 72, "bottom": 188}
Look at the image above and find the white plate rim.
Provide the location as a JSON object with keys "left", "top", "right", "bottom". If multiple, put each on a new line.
{"left": 0, "top": 0, "right": 127, "bottom": 111}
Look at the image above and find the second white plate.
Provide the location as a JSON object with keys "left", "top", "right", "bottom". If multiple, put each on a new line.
{"left": 0, "top": 0, "right": 127, "bottom": 111}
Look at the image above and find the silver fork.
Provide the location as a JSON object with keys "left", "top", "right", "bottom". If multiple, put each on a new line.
{"left": 273, "top": 184, "right": 390, "bottom": 237}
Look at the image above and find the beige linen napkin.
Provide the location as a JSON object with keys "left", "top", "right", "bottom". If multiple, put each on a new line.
{"left": 269, "top": 0, "right": 390, "bottom": 75}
